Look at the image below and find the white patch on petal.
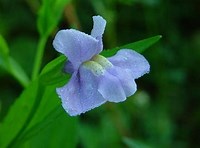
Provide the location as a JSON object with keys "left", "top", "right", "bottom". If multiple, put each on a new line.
{"left": 92, "top": 55, "right": 113, "bottom": 69}
{"left": 82, "top": 61, "right": 105, "bottom": 76}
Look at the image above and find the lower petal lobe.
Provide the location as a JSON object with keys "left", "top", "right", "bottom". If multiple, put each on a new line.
{"left": 79, "top": 66, "right": 106, "bottom": 113}
{"left": 56, "top": 71, "right": 82, "bottom": 116}
{"left": 107, "top": 66, "right": 137, "bottom": 97}
{"left": 98, "top": 71, "right": 126, "bottom": 102}
{"left": 57, "top": 66, "right": 106, "bottom": 116}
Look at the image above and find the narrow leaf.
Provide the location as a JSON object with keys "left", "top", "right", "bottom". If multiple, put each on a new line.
{"left": 123, "top": 137, "right": 152, "bottom": 148}
{"left": 0, "top": 80, "right": 39, "bottom": 148}
{"left": 40, "top": 55, "right": 70, "bottom": 85}
{"left": 0, "top": 35, "right": 9, "bottom": 68}
{"left": 101, "top": 35, "right": 162, "bottom": 57}
{"left": 18, "top": 104, "right": 78, "bottom": 148}
{"left": 9, "top": 58, "right": 30, "bottom": 87}
{"left": 0, "top": 35, "right": 29, "bottom": 87}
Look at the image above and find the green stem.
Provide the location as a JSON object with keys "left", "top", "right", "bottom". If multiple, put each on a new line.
{"left": 32, "top": 36, "right": 47, "bottom": 80}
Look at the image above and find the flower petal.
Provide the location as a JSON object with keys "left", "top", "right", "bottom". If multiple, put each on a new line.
{"left": 56, "top": 72, "right": 82, "bottom": 116}
{"left": 107, "top": 66, "right": 137, "bottom": 97}
{"left": 98, "top": 71, "right": 126, "bottom": 102}
{"left": 53, "top": 29, "right": 101, "bottom": 70}
{"left": 57, "top": 67, "right": 106, "bottom": 116}
{"left": 91, "top": 15, "right": 106, "bottom": 39}
{"left": 64, "top": 61, "right": 74, "bottom": 74}
{"left": 79, "top": 66, "right": 106, "bottom": 112}
{"left": 108, "top": 49, "right": 150, "bottom": 79}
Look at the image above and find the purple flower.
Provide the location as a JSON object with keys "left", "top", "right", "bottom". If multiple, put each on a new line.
{"left": 53, "top": 15, "right": 150, "bottom": 116}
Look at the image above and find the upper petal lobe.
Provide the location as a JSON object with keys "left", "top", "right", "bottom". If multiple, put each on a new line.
{"left": 53, "top": 29, "right": 102, "bottom": 70}
{"left": 108, "top": 49, "right": 150, "bottom": 79}
{"left": 91, "top": 15, "right": 106, "bottom": 39}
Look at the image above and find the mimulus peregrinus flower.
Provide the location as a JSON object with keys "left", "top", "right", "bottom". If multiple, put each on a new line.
{"left": 53, "top": 15, "right": 150, "bottom": 116}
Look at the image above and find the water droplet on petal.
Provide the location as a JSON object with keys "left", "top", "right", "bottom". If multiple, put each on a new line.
{"left": 123, "top": 57, "right": 128, "bottom": 60}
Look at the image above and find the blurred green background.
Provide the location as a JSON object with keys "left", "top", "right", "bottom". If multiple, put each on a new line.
{"left": 0, "top": 0, "right": 200, "bottom": 147}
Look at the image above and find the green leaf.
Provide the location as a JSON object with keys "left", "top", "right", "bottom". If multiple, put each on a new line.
{"left": 101, "top": 35, "right": 162, "bottom": 57}
{"left": 21, "top": 109, "right": 78, "bottom": 148}
{"left": 40, "top": 55, "right": 70, "bottom": 85}
{"left": 0, "top": 35, "right": 29, "bottom": 87}
{"left": 37, "top": 0, "right": 71, "bottom": 37}
{"left": 34, "top": 0, "right": 71, "bottom": 79}
{"left": 0, "top": 35, "right": 9, "bottom": 55}
{"left": 8, "top": 58, "right": 30, "bottom": 87}
{"left": 123, "top": 137, "right": 152, "bottom": 148}
{"left": 0, "top": 35, "right": 9, "bottom": 69}
{"left": 0, "top": 80, "right": 40, "bottom": 148}
{"left": 13, "top": 85, "right": 78, "bottom": 148}
{"left": 0, "top": 55, "right": 74, "bottom": 147}
{"left": 40, "top": 55, "right": 66, "bottom": 75}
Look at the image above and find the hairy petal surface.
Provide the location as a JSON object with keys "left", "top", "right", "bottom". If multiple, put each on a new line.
{"left": 108, "top": 49, "right": 150, "bottom": 79}
{"left": 107, "top": 66, "right": 137, "bottom": 97}
{"left": 98, "top": 71, "right": 126, "bottom": 102}
{"left": 53, "top": 29, "right": 102, "bottom": 70}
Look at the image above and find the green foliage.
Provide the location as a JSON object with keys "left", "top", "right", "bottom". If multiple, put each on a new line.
{"left": 37, "top": 0, "right": 71, "bottom": 37}
{"left": 101, "top": 35, "right": 162, "bottom": 57}
{"left": 79, "top": 114, "right": 121, "bottom": 148}
{"left": 118, "top": 35, "right": 162, "bottom": 53}
{"left": 21, "top": 109, "right": 77, "bottom": 148}
{"left": 123, "top": 137, "right": 152, "bottom": 148}
{"left": 0, "top": 55, "right": 77, "bottom": 147}
{"left": 0, "top": 35, "right": 29, "bottom": 87}
{"left": 0, "top": 35, "right": 9, "bottom": 58}
{"left": 0, "top": 35, "right": 9, "bottom": 69}
{"left": 40, "top": 55, "right": 69, "bottom": 85}
{"left": 0, "top": 0, "right": 77, "bottom": 147}
{"left": 33, "top": 0, "right": 71, "bottom": 79}
{"left": 0, "top": 80, "right": 39, "bottom": 147}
